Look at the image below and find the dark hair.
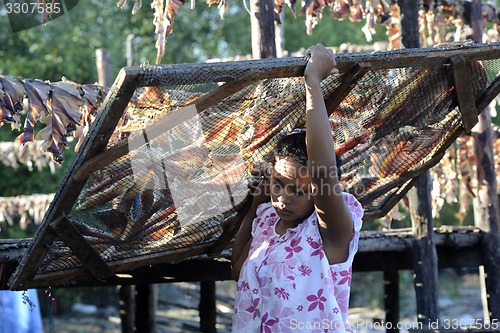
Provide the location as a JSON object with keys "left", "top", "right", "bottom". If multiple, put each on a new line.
{"left": 266, "top": 132, "right": 343, "bottom": 180}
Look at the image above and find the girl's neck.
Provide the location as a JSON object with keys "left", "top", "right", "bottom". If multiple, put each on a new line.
{"left": 275, "top": 218, "right": 302, "bottom": 236}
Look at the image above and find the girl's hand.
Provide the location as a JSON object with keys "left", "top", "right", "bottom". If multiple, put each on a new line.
{"left": 248, "top": 162, "right": 271, "bottom": 205}
{"left": 304, "top": 44, "right": 338, "bottom": 84}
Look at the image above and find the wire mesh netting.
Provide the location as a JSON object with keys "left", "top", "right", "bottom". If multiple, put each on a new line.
{"left": 11, "top": 44, "right": 500, "bottom": 287}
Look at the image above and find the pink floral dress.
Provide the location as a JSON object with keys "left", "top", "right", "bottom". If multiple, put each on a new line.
{"left": 232, "top": 192, "right": 363, "bottom": 333}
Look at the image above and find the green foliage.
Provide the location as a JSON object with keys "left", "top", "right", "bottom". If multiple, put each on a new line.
{"left": 0, "top": 0, "right": 253, "bottom": 199}
{"left": 1, "top": 0, "right": 126, "bottom": 82}
{"left": 0, "top": 0, "right": 255, "bottom": 76}
{"left": 160, "top": 3, "right": 252, "bottom": 64}
{"left": 282, "top": 9, "right": 388, "bottom": 53}
{"left": 436, "top": 201, "right": 475, "bottom": 226}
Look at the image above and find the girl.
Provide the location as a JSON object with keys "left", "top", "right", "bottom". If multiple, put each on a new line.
{"left": 231, "top": 44, "right": 363, "bottom": 332}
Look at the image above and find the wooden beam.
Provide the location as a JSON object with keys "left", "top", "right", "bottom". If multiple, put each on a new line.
{"left": 49, "top": 216, "right": 115, "bottom": 280}
{"left": 9, "top": 66, "right": 138, "bottom": 290}
{"left": 450, "top": 55, "right": 478, "bottom": 133}
{"left": 123, "top": 42, "right": 500, "bottom": 87}
{"left": 10, "top": 240, "right": 482, "bottom": 289}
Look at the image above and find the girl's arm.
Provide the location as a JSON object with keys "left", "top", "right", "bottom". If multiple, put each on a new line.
{"left": 304, "top": 44, "right": 354, "bottom": 264}
{"left": 230, "top": 201, "right": 257, "bottom": 280}
{"left": 231, "top": 165, "right": 270, "bottom": 280}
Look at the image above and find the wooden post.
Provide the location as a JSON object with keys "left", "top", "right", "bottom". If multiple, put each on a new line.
{"left": 135, "top": 284, "right": 156, "bottom": 333}
{"left": 472, "top": 95, "right": 500, "bottom": 321}
{"left": 119, "top": 285, "right": 135, "bottom": 333}
{"left": 384, "top": 270, "right": 400, "bottom": 333}
{"left": 126, "top": 34, "right": 135, "bottom": 67}
{"left": 399, "top": 0, "right": 440, "bottom": 326}
{"left": 250, "top": 0, "right": 276, "bottom": 59}
{"left": 408, "top": 175, "right": 440, "bottom": 325}
{"left": 275, "top": 11, "right": 285, "bottom": 58}
{"left": 95, "top": 48, "right": 113, "bottom": 87}
{"left": 470, "top": 0, "right": 500, "bottom": 320}
{"left": 398, "top": 0, "right": 420, "bottom": 49}
{"left": 199, "top": 281, "right": 217, "bottom": 333}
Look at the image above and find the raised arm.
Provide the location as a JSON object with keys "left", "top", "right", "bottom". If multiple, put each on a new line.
{"left": 304, "top": 44, "right": 354, "bottom": 264}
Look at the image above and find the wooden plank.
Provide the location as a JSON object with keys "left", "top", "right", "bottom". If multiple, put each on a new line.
{"left": 450, "top": 55, "right": 478, "bottom": 132}
{"left": 0, "top": 239, "right": 30, "bottom": 263}
{"left": 128, "top": 42, "right": 500, "bottom": 86}
{"left": 9, "top": 67, "right": 138, "bottom": 290}
{"left": 49, "top": 216, "right": 115, "bottom": 279}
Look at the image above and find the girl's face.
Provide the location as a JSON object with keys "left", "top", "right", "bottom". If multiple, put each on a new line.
{"left": 270, "top": 158, "right": 315, "bottom": 224}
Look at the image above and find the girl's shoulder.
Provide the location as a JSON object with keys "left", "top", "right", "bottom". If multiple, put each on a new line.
{"left": 251, "top": 202, "right": 279, "bottom": 237}
{"left": 255, "top": 201, "right": 274, "bottom": 217}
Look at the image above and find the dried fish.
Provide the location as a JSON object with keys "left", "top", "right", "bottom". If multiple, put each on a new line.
{"left": 77, "top": 173, "right": 134, "bottom": 210}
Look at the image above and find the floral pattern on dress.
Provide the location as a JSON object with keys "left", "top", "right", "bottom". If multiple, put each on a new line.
{"left": 233, "top": 192, "right": 363, "bottom": 333}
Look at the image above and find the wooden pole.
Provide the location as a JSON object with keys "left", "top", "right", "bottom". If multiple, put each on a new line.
{"left": 472, "top": 96, "right": 500, "bottom": 321}
{"left": 199, "top": 281, "right": 217, "bottom": 333}
{"left": 95, "top": 48, "right": 113, "bottom": 87}
{"left": 275, "top": 11, "right": 285, "bottom": 58}
{"left": 119, "top": 285, "right": 135, "bottom": 333}
{"left": 384, "top": 270, "right": 400, "bottom": 333}
{"left": 399, "top": 0, "right": 440, "bottom": 325}
{"left": 398, "top": 0, "right": 420, "bottom": 49}
{"left": 126, "top": 34, "right": 135, "bottom": 67}
{"left": 135, "top": 284, "right": 156, "bottom": 333}
{"left": 250, "top": 0, "right": 276, "bottom": 59}
{"left": 408, "top": 175, "right": 440, "bottom": 325}
{"left": 470, "top": 0, "right": 500, "bottom": 320}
